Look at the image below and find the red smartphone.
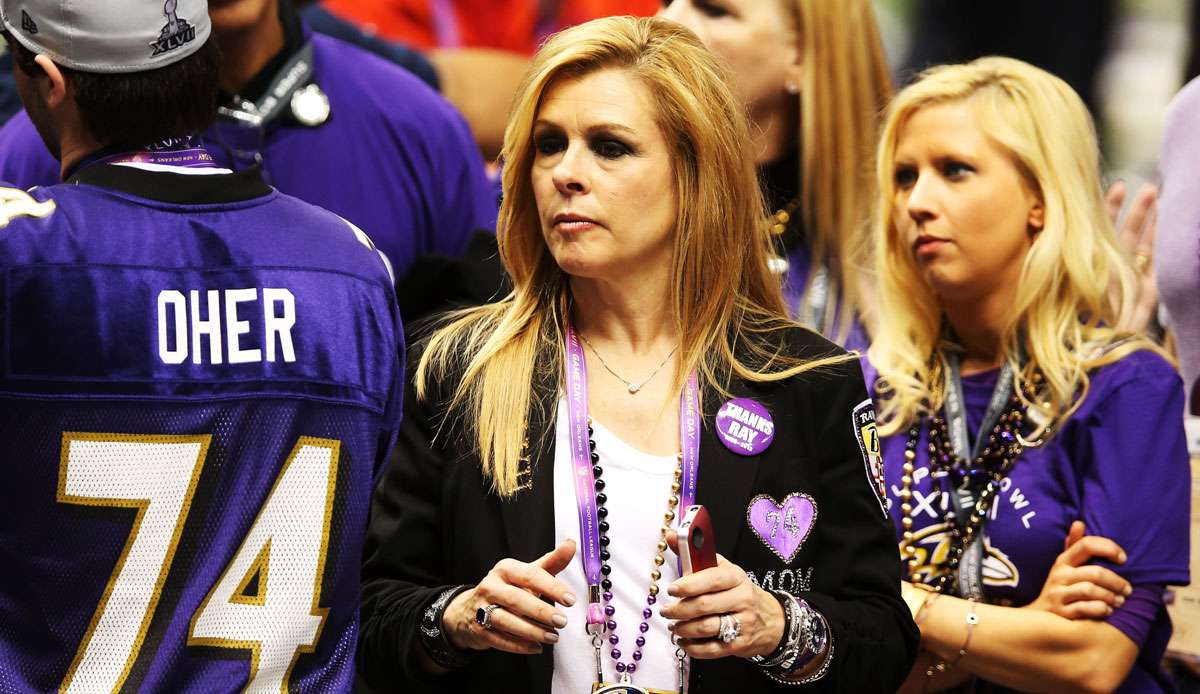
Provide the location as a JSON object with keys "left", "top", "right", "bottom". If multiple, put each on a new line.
{"left": 677, "top": 505, "right": 718, "bottom": 574}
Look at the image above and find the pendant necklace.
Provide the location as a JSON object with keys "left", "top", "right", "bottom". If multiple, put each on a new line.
{"left": 578, "top": 332, "right": 678, "bottom": 394}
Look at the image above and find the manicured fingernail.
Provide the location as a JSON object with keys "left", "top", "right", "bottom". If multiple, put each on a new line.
{"left": 563, "top": 592, "right": 576, "bottom": 606}
{"left": 1124, "top": 585, "right": 1133, "bottom": 596}
{"left": 1115, "top": 595, "right": 1125, "bottom": 607}
{"left": 552, "top": 614, "right": 568, "bottom": 628}
{"left": 1105, "top": 606, "right": 1113, "bottom": 615}
{"left": 667, "top": 584, "right": 679, "bottom": 596}
{"left": 1118, "top": 551, "right": 1127, "bottom": 563}
{"left": 544, "top": 631, "right": 560, "bottom": 643}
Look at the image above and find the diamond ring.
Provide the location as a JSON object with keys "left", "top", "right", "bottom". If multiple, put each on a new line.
{"left": 718, "top": 613, "right": 741, "bottom": 644}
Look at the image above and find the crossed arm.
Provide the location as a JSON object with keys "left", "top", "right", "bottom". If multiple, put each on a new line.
{"left": 900, "top": 522, "right": 1141, "bottom": 694}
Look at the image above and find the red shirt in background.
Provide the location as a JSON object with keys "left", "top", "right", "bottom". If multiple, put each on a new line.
{"left": 321, "top": 0, "right": 661, "bottom": 53}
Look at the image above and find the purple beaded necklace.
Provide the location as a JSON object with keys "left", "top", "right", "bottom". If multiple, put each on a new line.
{"left": 563, "top": 321, "right": 699, "bottom": 690}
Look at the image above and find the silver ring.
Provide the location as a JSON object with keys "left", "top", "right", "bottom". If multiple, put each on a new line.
{"left": 475, "top": 603, "right": 501, "bottom": 630}
{"left": 718, "top": 613, "right": 741, "bottom": 644}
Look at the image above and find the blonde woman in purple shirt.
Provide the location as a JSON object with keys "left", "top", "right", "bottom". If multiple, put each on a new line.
{"left": 865, "top": 57, "right": 1190, "bottom": 692}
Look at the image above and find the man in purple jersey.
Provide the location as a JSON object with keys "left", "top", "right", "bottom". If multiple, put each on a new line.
{"left": 0, "top": 0, "right": 498, "bottom": 281}
{"left": 0, "top": 1, "right": 403, "bottom": 691}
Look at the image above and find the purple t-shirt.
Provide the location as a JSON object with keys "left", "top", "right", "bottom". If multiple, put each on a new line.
{"left": 0, "top": 30, "right": 498, "bottom": 280}
{"left": 867, "top": 350, "right": 1190, "bottom": 692}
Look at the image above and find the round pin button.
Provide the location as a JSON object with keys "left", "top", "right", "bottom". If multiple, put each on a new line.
{"left": 715, "top": 398, "right": 775, "bottom": 456}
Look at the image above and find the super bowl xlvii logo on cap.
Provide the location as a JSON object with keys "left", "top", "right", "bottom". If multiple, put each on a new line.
{"left": 151, "top": 0, "right": 196, "bottom": 56}
{"left": 19, "top": 9, "right": 36, "bottom": 33}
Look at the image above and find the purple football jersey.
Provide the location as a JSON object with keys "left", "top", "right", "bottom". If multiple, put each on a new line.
{"left": 0, "top": 165, "right": 403, "bottom": 692}
{"left": 867, "top": 350, "right": 1190, "bottom": 692}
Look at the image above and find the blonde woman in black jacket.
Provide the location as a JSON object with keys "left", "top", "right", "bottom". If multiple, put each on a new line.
{"left": 358, "top": 16, "right": 916, "bottom": 693}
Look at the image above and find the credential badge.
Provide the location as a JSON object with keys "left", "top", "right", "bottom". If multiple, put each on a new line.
{"left": 290, "top": 83, "right": 331, "bottom": 127}
{"left": 853, "top": 399, "right": 888, "bottom": 518}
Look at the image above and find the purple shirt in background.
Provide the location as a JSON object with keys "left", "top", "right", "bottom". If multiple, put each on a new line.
{"left": 866, "top": 350, "right": 1190, "bottom": 692}
{"left": 0, "top": 30, "right": 498, "bottom": 281}
{"left": 782, "top": 243, "right": 870, "bottom": 354}
{"left": 1159, "top": 76, "right": 1200, "bottom": 415}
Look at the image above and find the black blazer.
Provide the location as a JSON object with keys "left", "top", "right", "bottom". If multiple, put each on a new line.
{"left": 358, "top": 328, "right": 918, "bottom": 692}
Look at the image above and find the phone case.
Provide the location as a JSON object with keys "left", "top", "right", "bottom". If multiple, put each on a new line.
{"left": 678, "top": 505, "right": 718, "bottom": 574}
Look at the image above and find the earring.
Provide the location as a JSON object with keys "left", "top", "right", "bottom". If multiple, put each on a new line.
{"left": 785, "top": 81, "right": 800, "bottom": 95}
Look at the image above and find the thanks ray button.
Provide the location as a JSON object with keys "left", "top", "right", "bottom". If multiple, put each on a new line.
{"left": 715, "top": 398, "right": 775, "bottom": 456}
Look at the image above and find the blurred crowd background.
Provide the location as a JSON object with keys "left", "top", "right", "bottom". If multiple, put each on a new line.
{"left": 2, "top": 1, "right": 1199, "bottom": 690}
{"left": 1, "top": 0, "right": 1196, "bottom": 185}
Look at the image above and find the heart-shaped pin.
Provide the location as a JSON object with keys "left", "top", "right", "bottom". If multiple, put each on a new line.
{"left": 747, "top": 493, "right": 817, "bottom": 564}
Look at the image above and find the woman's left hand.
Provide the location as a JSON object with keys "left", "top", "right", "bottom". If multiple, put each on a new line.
{"left": 659, "top": 535, "right": 785, "bottom": 659}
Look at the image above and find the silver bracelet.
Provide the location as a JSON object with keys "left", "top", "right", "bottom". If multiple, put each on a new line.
{"left": 418, "top": 584, "right": 475, "bottom": 669}
{"left": 749, "top": 589, "right": 803, "bottom": 668}
{"left": 759, "top": 596, "right": 833, "bottom": 684}
{"left": 767, "top": 637, "right": 834, "bottom": 686}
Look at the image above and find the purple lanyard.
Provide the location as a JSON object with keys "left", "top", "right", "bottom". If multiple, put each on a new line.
{"left": 563, "top": 322, "right": 700, "bottom": 628}
{"left": 95, "top": 147, "right": 218, "bottom": 169}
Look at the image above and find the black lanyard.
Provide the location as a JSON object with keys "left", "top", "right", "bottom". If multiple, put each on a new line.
{"left": 216, "top": 41, "right": 318, "bottom": 128}
{"left": 941, "top": 352, "right": 1015, "bottom": 599}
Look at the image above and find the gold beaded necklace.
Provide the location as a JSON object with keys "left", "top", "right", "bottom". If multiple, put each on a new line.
{"left": 766, "top": 196, "right": 803, "bottom": 237}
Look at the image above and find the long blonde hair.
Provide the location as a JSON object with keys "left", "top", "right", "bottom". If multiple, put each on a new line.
{"left": 870, "top": 57, "right": 1168, "bottom": 437}
{"left": 418, "top": 16, "right": 848, "bottom": 496}
{"left": 783, "top": 0, "right": 893, "bottom": 339}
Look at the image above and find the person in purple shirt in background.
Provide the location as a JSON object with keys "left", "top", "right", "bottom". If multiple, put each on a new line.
{"left": 1159, "top": 75, "right": 1200, "bottom": 416}
{"left": 863, "top": 57, "right": 1190, "bottom": 692}
{"left": 0, "top": 0, "right": 497, "bottom": 281}
{"left": 0, "top": 0, "right": 403, "bottom": 689}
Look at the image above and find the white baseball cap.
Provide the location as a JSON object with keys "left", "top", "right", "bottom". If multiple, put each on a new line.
{"left": 0, "top": 0, "right": 212, "bottom": 73}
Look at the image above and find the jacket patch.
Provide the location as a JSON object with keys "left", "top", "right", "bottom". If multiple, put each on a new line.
{"left": 853, "top": 399, "right": 888, "bottom": 519}
{"left": 746, "top": 493, "right": 816, "bottom": 564}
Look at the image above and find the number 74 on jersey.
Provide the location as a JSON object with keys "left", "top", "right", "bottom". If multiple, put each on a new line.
{"left": 56, "top": 433, "right": 340, "bottom": 694}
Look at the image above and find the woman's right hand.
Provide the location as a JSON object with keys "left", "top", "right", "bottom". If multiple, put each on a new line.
{"left": 443, "top": 539, "right": 578, "bottom": 654}
{"left": 1027, "top": 521, "right": 1131, "bottom": 619}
